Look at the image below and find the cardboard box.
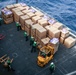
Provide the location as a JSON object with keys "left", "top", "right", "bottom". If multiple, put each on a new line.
{"left": 20, "top": 15, "right": 30, "bottom": 30}
{"left": 32, "top": 16, "right": 41, "bottom": 23}
{"left": 38, "top": 18, "right": 47, "bottom": 23}
{"left": 45, "top": 25, "right": 51, "bottom": 37}
{"left": 35, "top": 24, "right": 44, "bottom": 36}
{"left": 42, "top": 15, "right": 50, "bottom": 21}
{"left": 38, "top": 19, "right": 48, "bottom": 27}
{"left": 48, "top": 19, "right": 56, "bottom": 25}
{"left": 31, "top": 23, "right": 43, "bottom": 30}
{"left": 6, "top": 5, "right": 15, "bottom": 10}
{"left": 49, "top": 38, "right": 59, "bottom": 54}
{"left": 61, "top": 28, "right": 69, "bottom": 38}
{"left": 36, "top": 28, "right": 47, "bottom": 39}
{"left": 12, "top": 8, "right": 20, "bottom": 14}
{"left": 53, "top": 22, "right": 63, "bottom": 29}
{"left": 41, "top": 37, "right": 50, "bottom": 46}
{"left": 26, "top": 12, "right": 36, "bottom": 18}
{"left": 4, "top": 18, "right": 13, "bottom": 24}
{"left": 38, "top": 18, "right": 48, "bottom": 27}
{"left": 24, "top": 6, "right": 30, "bottom": 10}
{"left": 25, "top": 19, "right": 34, "bottom": 28}
{"left": 35, "top": 11, "right": 44, "bottom": 17}
{"left": 48, "top": 26, "right": 60, "bottom": 38}
{"left": 31, "top": 29, "right": 36, "bottom": 38}
{"left": 1, "top": 8, "right": 13, "bottom": 22}
{"left": 48, "top": 35, "right": 52, "bottom": 39}
{"left": 2, "top": 12, "right": 13, "bottom": 20}
{"left": 45, "top": 25, "right": 51, "bottom": 30}
{"left": 36, "top": 36, "right": 41, "bottom": 44}
{"left": 64, "top": 36, "right": 76, "bottom": 48}
{"left": 24, "top": 26, "right": 31, "bottom": 35}
{"left": 14, "top": 4, "right": 21, "bottom": 7}
{"left": 31, "top": 24, "right": 40, "bottom": 37}
{"left": 17, "top": 6, "right": 26, "bottom": 11}
{"left": 22, "top": 9, "right": 31, "bottom": 14}
{"left": 60, "top": 37, "right": 65, "bottom": 44}
{"left": 14, "top": 11, "right": 24, "bottom": 22}
{"left": 31, "top": 24, "right": 43, "bottom": 37}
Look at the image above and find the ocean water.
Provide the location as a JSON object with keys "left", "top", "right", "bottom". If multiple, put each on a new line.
{"left": 0, "top": 0, "right": 76, "bottom": 32}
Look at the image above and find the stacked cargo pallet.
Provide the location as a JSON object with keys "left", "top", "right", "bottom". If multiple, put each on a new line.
{"left": 60, "top": 28, "right": 76, "bottom": 48}
{"left": 1, "top": 8, "right": 13, "bottom": 24}
{"left": 4, "top": 3, "right": 76, "bottom": 49}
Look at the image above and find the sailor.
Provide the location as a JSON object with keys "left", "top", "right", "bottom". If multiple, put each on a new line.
{"left": 24, "top": 31, "right": 28, "bottom": 41}
{"left": 30, "top": 36, "right": 34, "bottom": 46}
{"left": 41, "top": 52, "right": 46, "bottom": 58}
{"left": 16, "top": 22, "right": 21, "bottom": 31}
{"left": 31, "top": 41, "right": 37, "bottom": 52}
{"left": 6, "top": 58, "right": 15, "bottom": 71}
{"left": 0, "top": 18, "right": 3, "bottom": 25}
{"left": 50, "top": 62, "right": 55, "bottom": 74}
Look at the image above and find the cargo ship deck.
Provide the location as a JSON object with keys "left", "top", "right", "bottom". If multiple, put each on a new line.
{"left": 0, "top": 22, "right": 76, "bottom": 75}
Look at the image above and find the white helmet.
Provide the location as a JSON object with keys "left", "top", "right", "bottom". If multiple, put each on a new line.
{"left": 51, "top": 62, "right": 54, "bottom": 65}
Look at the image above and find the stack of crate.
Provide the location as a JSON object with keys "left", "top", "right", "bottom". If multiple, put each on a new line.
{"left": 31, "top": 24, "right": 42, "bottom": 39}
{"left": 49, "top": 38, "right": 59, "bottom": 54}
{"left": 36, "top": 26, "right": 47, "bottom": 43}
{"left": 38, "top": 18, "right": 48, "bottom": 27}
{"left": 6, "top": 4, "right": 15, "bottom": 11}
{"left": 45, "top": 26, "right": 60, "bottom": 39}
{"left": 20, "top": 15, "right": 30, "bottom": 30}
{"left": 60, "top": 28, "right": 69, "bottom": 44}
{"left": 3, "top": 3, "right": 76, "bottom": 48}
{"left": 30, "top": 23, "right": 47, "bottom": 43}
{"left": 1, "top": 8, "right": 13, "bottom": 24}
{"left": 14, "top": 11, "right": 24, "bottom": 22}
{"left": 41, "top": 37, "right": 50, "bottom": 46}
{"left": 25, "top": 19, "right": 34, "bottom": 35}
{"left": 64, "top": 36, "right": 76, "bottom": 48}
{"left": 12, "top": 4, "right": 25, "bottom": 22}
{"left": 60, "top": 28, "right": 76, "bottom": 48}
{"left": 52, "top": 22, "right": 63, "bottom": 30}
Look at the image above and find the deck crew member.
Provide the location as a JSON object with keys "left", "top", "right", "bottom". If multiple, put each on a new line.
{"left": 16, "top": 22, "right": 21, "bottom": 31}
{"left": 24, "top": 31, "right": 28, "bottom": 41}
{"left": 0, "top": 18, "right": 2, "bottom": 25}
{"left": 31, "top": 41, "right": 37, "bottom": 52}
{"left": 6, "top": 58, "right": 15, "bottom": 71}
{"left": 30, "top": 36, "right": 34, "bottom": 46}
{"left": 50, "top": 62, "right": 55, "bottom": 74}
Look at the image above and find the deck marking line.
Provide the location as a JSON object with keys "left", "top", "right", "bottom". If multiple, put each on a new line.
{"left": 59, "top": 64, "right": 68, "bottom": 73}
{"left": 56, "top": 66, "right": 64, "bottom": 75}
{"left": 66, "top": 71, "right": 76, "bottom": 75}
{"left": 60, "top": 53, "right": 76, "bottom": 65}
{"left": 35, "top": 66, "right": 50, "bottom": 75}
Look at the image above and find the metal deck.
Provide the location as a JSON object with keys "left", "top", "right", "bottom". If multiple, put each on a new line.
{"left": 0, "top": 22, "right": 76, "bottom": 75}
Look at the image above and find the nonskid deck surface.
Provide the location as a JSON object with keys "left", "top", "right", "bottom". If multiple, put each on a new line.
{"left": 0, "top": 22, "right": 76, "bottom": 75}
